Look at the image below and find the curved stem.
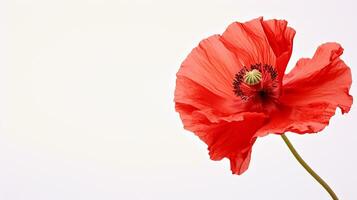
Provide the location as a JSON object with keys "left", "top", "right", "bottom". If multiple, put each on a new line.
{"left": 281, "top": 134, "right": 339, "bottom": 200}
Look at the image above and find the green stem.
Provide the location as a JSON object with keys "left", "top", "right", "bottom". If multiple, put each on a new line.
{"left": 281, "top": 134, "right": 339, "bottom": 200}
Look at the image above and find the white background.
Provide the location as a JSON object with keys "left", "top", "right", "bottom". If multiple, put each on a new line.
{"left": 0, "top": 0, "right": 356, "bottom": 199}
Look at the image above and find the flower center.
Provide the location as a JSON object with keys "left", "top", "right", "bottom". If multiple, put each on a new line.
{"left": 232, "top": 63, "right": 279, "bottom": 102}
{"left": 244, "top": 69, "right": 262, "bottom": 85}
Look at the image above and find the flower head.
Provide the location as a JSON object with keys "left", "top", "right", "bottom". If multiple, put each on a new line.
{"left": 174, "top": 17, "right": 353, "bottom": 175}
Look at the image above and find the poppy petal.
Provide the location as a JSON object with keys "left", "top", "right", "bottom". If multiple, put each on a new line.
{"left": 221, "top": 17, "right": 276, "bottom": 67}
{"left": 175, "top": 76, "right": 248, "bottom": 122}
{"left": 221, "top": 17, "right": 295, "bottom": 85}
{"left": 261, "top": 19, "right": 296, "bottom": 83}
{"left": 176, "top": 34, "right": 250, "bottom": 121}
{"left": 256, "top": 43, "right": 353, "bottom": 135}
{"left": 176, "top": 103, "right": 267, "bottom": 175}
{"left": 177, "top": 35, "right": 240, "bottom": 100}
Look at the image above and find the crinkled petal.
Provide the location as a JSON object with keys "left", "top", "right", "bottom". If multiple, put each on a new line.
{"left": 175, "top": 76, "right": 247, "bottom": 122}
{"left": 221, "top": 17, "right": 276, "bottom": 67}
{"left": 256, "top": 43, "right": 353, "bottom": 136}
{"left": 177, "top": 35, "right": 240, "bottom": 100}
{"left": 261, "top": 19, "right": 296, "bottom": 83}
{"left": 176, "top": 103, "right": 267, "bottom": 175}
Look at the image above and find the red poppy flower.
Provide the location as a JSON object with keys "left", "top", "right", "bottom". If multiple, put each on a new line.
{"left": 174, "top": 17, "right": 353, "bottom": 175}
